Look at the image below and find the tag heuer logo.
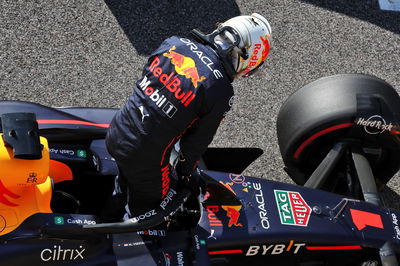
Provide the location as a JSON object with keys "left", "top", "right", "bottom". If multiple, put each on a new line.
{"left": 274, "top": 190, "right": 311, "bottom": 227}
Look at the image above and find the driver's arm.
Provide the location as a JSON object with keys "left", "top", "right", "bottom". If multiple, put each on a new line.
{"left": 178, "top": 91, "right": 233, "bottom": 176}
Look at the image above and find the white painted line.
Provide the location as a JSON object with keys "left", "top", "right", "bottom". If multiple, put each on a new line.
{"left": 379, "top": 0, "right": 400, "bottom": 11}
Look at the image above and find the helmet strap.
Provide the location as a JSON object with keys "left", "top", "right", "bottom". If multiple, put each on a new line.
{"left": 191, "top": 27, "right": 244, "bottom": 81}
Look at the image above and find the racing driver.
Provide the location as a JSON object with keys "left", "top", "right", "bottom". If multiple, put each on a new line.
{"left": 103, "top": 13, "right": 272, "bottom": 221}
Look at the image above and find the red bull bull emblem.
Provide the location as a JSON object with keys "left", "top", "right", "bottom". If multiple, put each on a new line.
{"left": 221, "top": 205, "right": 243, "bottom": 227}
{"left": 163, "top": 46, "right": 206, "bottom": 88}
{"left": 219, "top": 181, "right": 236, "bottom": 195}
{"left": 260, "top": 35, "right": 271, "bottom": 62}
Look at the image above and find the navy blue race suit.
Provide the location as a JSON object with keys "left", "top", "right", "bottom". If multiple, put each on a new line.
{"left": 105, "top": 36, "right": 234, "bottom": 218}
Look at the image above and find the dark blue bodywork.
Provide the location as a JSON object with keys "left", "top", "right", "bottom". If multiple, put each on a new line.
{"left": 0, "top": 101, "right": 399, "bottom": 265}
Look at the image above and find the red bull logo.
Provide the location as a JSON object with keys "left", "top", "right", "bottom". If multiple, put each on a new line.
{"left": 163, "top": 46, "right": 206, "bottom": 88}
{"left": 148, "top": 57, "right": 197, "bottom": 107}
{"left": 221, "top": 205, "right": 243, "bottom": 227}
{"left": 206, "top": 205, "right": 223, "bottom": 227}
{"left": 243, "top": 34, "right": 271, "bottom": 75}
{"left": 206, "top": 205, "right": 243, "bottom": 228}
{"left": 0, "top": 180, "right": 20, "bottom": 207}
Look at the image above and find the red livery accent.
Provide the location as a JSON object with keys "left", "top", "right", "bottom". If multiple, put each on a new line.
{"left": 350, "top": 209, "right": 384, "bottom": 230}
{"left": 294, "top": 123, "right": 353, "bottom": 158}
{"left": 209, "top": 249, "right": 244, "bottom": 255}
{"left": 0, "top": 181, "right": 20, "bottom": 207}
{"left": 37, "top": 120, "right": 109, "bottom": 128}
{"left": 306, "top": 245, "right": 362, "bottom": 250}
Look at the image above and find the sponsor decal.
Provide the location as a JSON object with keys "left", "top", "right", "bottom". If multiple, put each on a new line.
{"left": 242, "top": 181, "right": 252, "bottom": 191}
{"left": 163, "top": 252, "right": 172, "bottom": 266}
{"left": 160, "top": 165, "right": 171, "bottom": 198}
{"left": 131, "top": 210, "right": 157, "bottom": 222}
{"left": 27, "top": 172, "right": 38, "bottom": 184}
{"left": 163, "top": 46, "right": 206, "bottom": 88}
{"left": 206, "top": 205, "right": 243, "bottom": 228}
{"left": 246, "top": 240, "right": 305, "bottom": 256}
{"left": 117, "top": 241, "right": 152, "bottom": 247}
{"left": 77, "top": 149, "right": 87, "bottom": 158}
{"left": 208, "top": 229, "right": 217, "bottom": 240}
{"left": 194, "top": 235, "right": 207, "bottom": 247}
{"left": 40, "top": 245, "right": 85, "bottom": 261}
{"left": 0, "top": 180, "right": 20, "bottom": 207}
{"left": 137, "top": 229, "right": 166, "bottom": 236}
{"left": 54, "top": 216, "right": 65, "bottom": 225}
{"left": 206, "top": 205, "right": 223, "bottom": 227}
{"left": 350, "top": 209, "right": 384, "bottom": 230}
{"left": 260, "top": 36, "right": 270, "bottom": 62}
{"left": 243, "top": 35, "right": 270, "bottom": 75}
{"left": 222, "top": 205, "right": 243, "bottom": 227}
{"left": 54, "top": 216, "right": 96, "bottom": 226}
{"left": 194, "top": 235, "right": 201, "bottom": 250}
{"left": 229, "top": 173, "right": 245, "bottom": 184}
{"left": 219, "top": 180, "right": 252, "bottom": 194}
{"left": 179, "top": 38, "right": 223, "bottom": 79}
{"left": 49, "top": 148, "right": 75, "bottom": 156}
{"left": 391, "top": 213, "right": 400, "bottom": 240}
{"left": 253, "top": 183, "right": 270, "bottom": 229}
{"left": 148, "top": 57, "right": 197, "bottom": 107}
{"left": 219, "top": 181, "right": 236, "bottom": 195}
{"left": 68, "top": 218, "right": 96, "bottom": 225}
{"left": 138, "top": 106, "right": 149, "bottom": 123}
{"left": 211, "top": 243, "right": 362, "bottom": 256}
{"left": 356, "top": 115, "right": 394, "bottom": 135}
{"left": 274, "top": 190, "right": 311, "bottom": 227}
{"left": 138, "top": 75, "right": 178, "bottom": 118}
{"left": 177, "top": 251, "right": 184, "bottom": 266}
{"left": 160, "top": 188, "right": 177, "bottom": 210}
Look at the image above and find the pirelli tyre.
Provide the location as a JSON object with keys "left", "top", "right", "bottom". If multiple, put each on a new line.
{"left": 277, "top": 74, "right": 400, "bottom": 188}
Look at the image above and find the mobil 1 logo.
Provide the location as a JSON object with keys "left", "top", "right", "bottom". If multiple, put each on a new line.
{"left": 138, "top": 76, "right": 178, "bottom": 118}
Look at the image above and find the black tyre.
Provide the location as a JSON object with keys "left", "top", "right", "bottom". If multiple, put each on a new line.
{"left": 277, "top": 74, "right": 400, "bottom": 187}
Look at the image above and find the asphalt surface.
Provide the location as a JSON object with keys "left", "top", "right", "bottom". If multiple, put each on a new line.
{"left": 1, "top": 0, "right": 400, "bottom": 205}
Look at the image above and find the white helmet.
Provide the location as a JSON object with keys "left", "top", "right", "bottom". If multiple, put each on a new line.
{"left": 192, "top": 13, "right": 272, "bottom": 79}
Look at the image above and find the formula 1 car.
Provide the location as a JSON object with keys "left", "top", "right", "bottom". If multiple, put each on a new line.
{"left": 1, "top": 74, "right": 400, "bottom": 266}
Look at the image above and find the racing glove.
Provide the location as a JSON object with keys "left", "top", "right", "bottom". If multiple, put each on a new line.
{"left": 175, "top": 156, "right": 203, "bottom": 197}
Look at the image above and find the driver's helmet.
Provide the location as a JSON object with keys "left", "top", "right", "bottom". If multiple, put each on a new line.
{"left": 192, "top": 13, "right": 272, "bottom": 80}
{"left": 215, "top": 13, "right": 271, "bottom": 77}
